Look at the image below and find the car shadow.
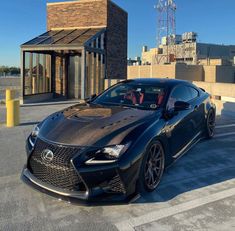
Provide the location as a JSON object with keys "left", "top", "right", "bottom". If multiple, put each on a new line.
{"left": 135, "top": 135, "right": 235, "bottom": 204}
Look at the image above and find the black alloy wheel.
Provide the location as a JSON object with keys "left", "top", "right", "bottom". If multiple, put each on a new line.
{"left": 137, "top": 140, "right": 165, "bottom": 193}
{"left": 206, "top": 109, "right": 216, "bottom": 138}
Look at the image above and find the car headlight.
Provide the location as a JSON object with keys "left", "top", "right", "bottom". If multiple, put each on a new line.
{"left": 85, "top": 143, "right": 131, "bottom": 165}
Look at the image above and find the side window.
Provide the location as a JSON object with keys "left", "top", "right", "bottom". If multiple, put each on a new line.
{"left": 110, "top": 85, "right": 129, "bottom": 99}
{"left": 167, "top": 85, "right": 191, "bottom": 109}
{"left": 187, "top": 87, "right": 199, "bottom": 100}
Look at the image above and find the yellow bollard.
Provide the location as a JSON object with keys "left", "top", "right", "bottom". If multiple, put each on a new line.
{"left": 5, "top": 89, "right": 15, "bottom": 103}
{"left": 6, "top": 100, "right": 20, "bottom": 127}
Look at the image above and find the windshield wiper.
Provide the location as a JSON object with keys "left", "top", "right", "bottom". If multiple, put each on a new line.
{"left": 96, "top": 102, "right": 147, "bottom": 109}
{"left": 92, "top": 101, "right": 158, "bottom": 110}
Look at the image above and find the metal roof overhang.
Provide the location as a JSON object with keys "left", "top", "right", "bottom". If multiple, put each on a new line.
{"left": 21, "top": 45, "right": 105, "bottom": 55}
{"left": 21, "top": 45, "right": 84, "bottom": 52}
{"left": 21, "top": 28, "right": 106, "bottom": 54}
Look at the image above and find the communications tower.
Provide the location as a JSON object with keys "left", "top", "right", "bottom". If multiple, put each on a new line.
{"left": 155, "top": 0, "right": 176, "bottom": 63}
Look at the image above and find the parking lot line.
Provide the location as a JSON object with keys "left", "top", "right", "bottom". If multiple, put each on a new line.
{"left": 216, "top": 124, "right": 235, "bottom": 129}
{"left": 214, "top": 132, "right": 235, "bottom": 138}
{"left": 115, "top": 179, "right": 235, "bottom": 231}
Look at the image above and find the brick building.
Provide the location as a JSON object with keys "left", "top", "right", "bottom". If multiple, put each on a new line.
{"left": 20, "top": 0, "right": 127, "bottom": 103}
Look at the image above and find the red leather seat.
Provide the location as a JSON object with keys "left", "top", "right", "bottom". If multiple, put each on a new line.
{"left": 124, "top": 91, "right": 138, "bottom": 104}
{"left": 139, "top": 93, "right": 145, "bottom": 104}
{"left": 157, "top": 93, "right": 165, "bottom": 105}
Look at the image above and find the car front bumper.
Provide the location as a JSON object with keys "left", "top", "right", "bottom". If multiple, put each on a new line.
{"left": 21, "top": 163, "right": 134, "bottom": 204}
{"left": 22, "top": 136, "right": 140, "bottom": 204}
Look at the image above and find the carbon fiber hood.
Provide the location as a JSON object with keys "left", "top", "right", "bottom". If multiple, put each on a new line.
{"left": 38, "top": 104, "right": 156, "bottom": 147}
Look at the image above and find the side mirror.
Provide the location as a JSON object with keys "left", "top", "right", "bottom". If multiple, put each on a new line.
{"left": 174, "top": 101, "right": 190, "bottom": 111}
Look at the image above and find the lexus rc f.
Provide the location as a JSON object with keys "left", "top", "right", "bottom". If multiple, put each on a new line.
{"left": 21, "top": 78, "right": 216, "bottom": 203}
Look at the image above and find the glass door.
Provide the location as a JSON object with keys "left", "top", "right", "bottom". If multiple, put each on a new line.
{"left": 68, "top": 55, "right": 82, "bottom": 99}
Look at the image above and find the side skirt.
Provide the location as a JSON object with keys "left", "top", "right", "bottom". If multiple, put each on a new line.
{"left": 166, "top": 132, "right": 203, "bottom": 169}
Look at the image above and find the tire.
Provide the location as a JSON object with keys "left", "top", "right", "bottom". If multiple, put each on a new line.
{"left": 137, "top": 140, "right": 165, "bottom": 194}
{"left": 205, "top": 109, "right": 216, "bottom": 139}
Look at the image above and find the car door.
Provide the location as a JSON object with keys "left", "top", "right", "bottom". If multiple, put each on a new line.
{"left": 187, "top": 86, "right": 205, "bottom": 134}
{"left": 164, "top": 85, "right": 198, "bottom": 157}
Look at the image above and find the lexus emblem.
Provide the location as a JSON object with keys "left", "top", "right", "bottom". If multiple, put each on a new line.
{"left": 41, "top": 149, "right": 54, "bottom": 163}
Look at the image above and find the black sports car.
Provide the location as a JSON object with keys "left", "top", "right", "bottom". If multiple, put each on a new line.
{"left": 21, "top": 78, "right": 216, "bottom": 203}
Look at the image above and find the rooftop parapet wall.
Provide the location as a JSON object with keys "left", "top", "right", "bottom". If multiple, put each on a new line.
{"left": 128, "top": 65, "right": 176, "bottom": 79}
{"left": 203, "top": 65, "right": 235, "bottom": 83}
{"left": 175, "top": 64, "right": 203, "bottom": 81}
{"left": 216, "top": 66, "right": 235, "bottom": 83}
{"left": 193, "top": 81, "right": 235, "bottom": 99}
{"left": 128, "top": 64, "right": 235, "bottom": 83}
{"left": 128, "top": 64, "right": 203, "bottom": 81}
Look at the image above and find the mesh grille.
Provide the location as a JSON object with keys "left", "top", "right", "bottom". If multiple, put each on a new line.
{"left": 108, "top": 175, "right": 126, "bottom": 194}
{"left": 28, "top": 138, "right": 84, "bottom": 191}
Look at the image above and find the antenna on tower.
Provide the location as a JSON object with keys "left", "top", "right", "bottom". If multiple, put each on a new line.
{"left": 155, "top": 0, "right": 176, "bottom": 64}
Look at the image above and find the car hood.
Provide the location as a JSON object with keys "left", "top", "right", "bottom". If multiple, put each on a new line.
{"left": 38, "top": 104, "right": 159, "bottom": 147}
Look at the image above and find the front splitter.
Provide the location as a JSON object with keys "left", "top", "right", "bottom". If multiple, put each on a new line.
{"left": 21, "top": 167, "right": 136, "bottom": 205}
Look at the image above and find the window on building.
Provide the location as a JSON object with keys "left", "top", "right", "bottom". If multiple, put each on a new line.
{"left": 24, "top": 52, "right": 51, "bottom": 96}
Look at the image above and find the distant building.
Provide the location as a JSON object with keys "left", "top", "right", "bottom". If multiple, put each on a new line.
{"left": 128, "top": 33, "right": 235, "bottom": 84}
{"left": 142, "top": 32, "right": 235, "bottom": 65}
{"left": 20, "top": 0, "right": 127, "bottom": 103}
{"left": 128, "top": 57, "right": 141, "bottom": 66}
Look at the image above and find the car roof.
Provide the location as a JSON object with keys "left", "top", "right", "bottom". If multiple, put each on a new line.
{"left": 122, "top": 78, "right": 193, "bottom": 88}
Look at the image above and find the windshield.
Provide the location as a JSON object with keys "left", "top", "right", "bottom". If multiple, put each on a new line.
{"left": 92, "top": 82, "right": 167, "bottom": 110}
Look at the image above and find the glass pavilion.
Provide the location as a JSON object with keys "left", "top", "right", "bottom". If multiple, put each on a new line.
{"left": 21, "top": 28, "right": 106, "bottom": 103}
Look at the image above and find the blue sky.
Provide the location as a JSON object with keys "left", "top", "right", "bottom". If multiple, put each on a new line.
{"left": 0, "top": 0, "right": 235, "bottom": 67}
